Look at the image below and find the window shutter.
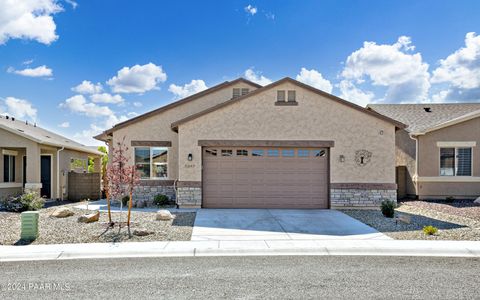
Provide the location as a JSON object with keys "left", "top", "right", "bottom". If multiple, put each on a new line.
{"left": 456, "top": 148, "right": 472, "bottom": 176}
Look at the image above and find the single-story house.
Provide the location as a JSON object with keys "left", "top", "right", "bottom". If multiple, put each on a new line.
{"left": 95, "top": 77, "right": 405, "bottom": 208}
{"left": 368, "top": 104, "right": 480, "bottom": 200}
{"left": 0, "top": 115, "right": 103, "bottom": 200}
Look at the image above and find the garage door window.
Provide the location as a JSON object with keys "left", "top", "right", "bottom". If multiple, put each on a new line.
{"left": 252, "top": 149, "right": 264, "bottom": 156}
{"left": 298, "top": 149, "right": 309, "bottom": 157}
{"left": 282, "top": 149, "right": 295, "bottom": 157}
{"left": 267, "top": 149, "right": 279, "bottom": 157}
{"left": 312, "top": 150, "right": 326, "bottom": 157}
{"left": 221, "top": 150, "right": 233, "bottom": 157}
{"left": 135, "top": 147, "right": 168, "bottom": 179}
{"left": 205, "top": 149, "right": 217, "bottom": 156}
{"left": 236, "top": 149, "right": 248, "bottom": 156}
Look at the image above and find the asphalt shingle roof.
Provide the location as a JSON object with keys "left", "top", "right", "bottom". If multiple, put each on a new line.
{"left": 368, "top": 103, "right": 480, "bottom": 133}
{"left": 0, "top": 115, "right": 102, "bottom": 156}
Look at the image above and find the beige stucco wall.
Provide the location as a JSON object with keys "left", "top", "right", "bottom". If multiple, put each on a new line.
{"left": 111, "top": 82, "right": 259, "bottom": 180}
{"left": 177, "top": 81, "right": 397, "bottom": 184}
{"left": 59, "top": 149, "right": 90, "bottom": 199}
{"left": 417, "top": 117, "right": 480, "bottom": 198}
{"left": 395, "top": 129, "right": 417, "bottom": 196}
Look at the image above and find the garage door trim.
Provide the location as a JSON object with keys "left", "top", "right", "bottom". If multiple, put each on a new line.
{"left": 201, "top": 144, "right": 332, "bottom": 209}
{"left": 198, "top": 140, "right": 334, "bottom": 148}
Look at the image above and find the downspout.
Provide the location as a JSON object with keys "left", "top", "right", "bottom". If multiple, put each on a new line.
{"left": 408, "top": 134, "right": 419, "bottom": 197}
{"left": 57, "top": 146, "right": 65, "bottom": 201}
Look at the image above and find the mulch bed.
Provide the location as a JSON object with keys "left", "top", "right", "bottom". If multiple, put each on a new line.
{"left": 0, "top": 202, "right": 195, "bottom": 246}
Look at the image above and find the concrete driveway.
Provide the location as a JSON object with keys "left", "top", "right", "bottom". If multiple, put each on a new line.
{"left": 191, "top": 209, "right": 390, "bottom": 241}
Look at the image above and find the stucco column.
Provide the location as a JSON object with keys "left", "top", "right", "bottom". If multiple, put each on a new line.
{"left": 25, "top": 144, "right": 42, "bottom": 195}
{"left": 93, "top": 157, "right": 102, "bottom": 173}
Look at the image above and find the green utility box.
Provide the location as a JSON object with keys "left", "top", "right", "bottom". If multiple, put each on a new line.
{"left": 21, "top": 211, "right": 39, "bottom": 240}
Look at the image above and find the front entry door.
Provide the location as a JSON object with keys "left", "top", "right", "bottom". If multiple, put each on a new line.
{"left": 40, "top": 155, "right": 52, "bottom": 198}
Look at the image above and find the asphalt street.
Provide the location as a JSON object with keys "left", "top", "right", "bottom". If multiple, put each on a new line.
{"left": 1, "top": 256, "right": 479, "bottom": 299}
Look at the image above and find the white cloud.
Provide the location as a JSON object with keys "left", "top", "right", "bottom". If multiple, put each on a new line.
{"left": 244, "top": 4, "right": 257, "bottom": 15}
{"left": 58, "top": 121, "right": 69, "bottom": 128}
{"left": 168, "top": 79, "right": 208, "bottom": 99}
{"left": 71, "top": 80, "right": 103, "bottom": 94}
{"left": 7, "top": 65, "right": 53, "bottom": 77}
{"left": 59, "top": 95, "right": 112, "bottom": 117}
{"left": 133, "top": 101, "right": 142, "bottom": 107}
{"left": 64, "top": 0, "right": 77, "bottom": 9}
{"left": 244, "top": 68, "right": 272, "bottom": 86}
{"left": 0, "top": 0, "right": 63, "bottom": 45}
{"left": 107, "top": 63, "right": 167, "bottom": 93}
{"left": 338, "top": 80, "right": 375, "bottom": 107}
{"left": 296, "top": 68, "right": 333, "bottom": 93}
{"left": 341, "top": 36, "right": 430, "bottom": 103}
{"left": 90, "top": 93, "right": 124, "bottom": 104}
{"left": 22, "top": 59, "right": 34, "bottom": 65}
{"left": 2, "top": 96, "right": 37, "bottom": 120}
{"left": 127, "top": 112, "right": 138, "bottom": 118}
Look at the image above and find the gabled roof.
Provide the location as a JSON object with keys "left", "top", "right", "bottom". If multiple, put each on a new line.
{"left": 368, "top": 103, "right": 480, "bottom": 134}
{"left": 0, "top": 115, "right": 103, "bottom": 156}
{"left": 171, "top": 77, "right": 407, "bottom": 131}
{"left": 94, "top": 78, "right": 261, "bottom": 141}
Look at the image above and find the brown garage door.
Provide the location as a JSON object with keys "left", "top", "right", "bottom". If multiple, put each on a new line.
{"left": 202, "top": 147, "right": 329, "bottom": 208}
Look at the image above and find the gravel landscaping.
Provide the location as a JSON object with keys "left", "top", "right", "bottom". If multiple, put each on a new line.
{"left": 0, "top": 202, "right": 195, "bottom": 245}
{"left": 341, "top": 200, "right": 480, "bottom": 240}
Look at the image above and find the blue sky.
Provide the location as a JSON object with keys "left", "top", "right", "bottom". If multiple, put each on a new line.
{"left": 1, "top": 0, "right": 480, "bottom": 145}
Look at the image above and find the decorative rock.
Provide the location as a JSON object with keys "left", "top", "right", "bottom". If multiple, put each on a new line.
{"left": 133, "top": 229, "right": 154, "bottom": 236}
{"left": 137, "top": 201, "right": 145, "bottom": 208}
{"left": 396, "top": 214, "right": 411, "bottom": 224}
{"left": 52, "top": 207, "right": 74, "bottom": 218}
{"left": 156, "top": 209, "right": 173, "bottom": 221}
{"left": 78, "top": 211, "right": 100, "bottom": 223}
{"left": 474, "top": 197, "right": 480, "bottom": 205}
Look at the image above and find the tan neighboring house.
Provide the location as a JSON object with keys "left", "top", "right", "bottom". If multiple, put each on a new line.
{"left": 95, "top": 77, "right": 405, "bottom": 208}
{"left": 0, "top": 115, "right": 103, "bottom": 200}
{"left": 369, "top": 104, "right": 480, "bottom": 200}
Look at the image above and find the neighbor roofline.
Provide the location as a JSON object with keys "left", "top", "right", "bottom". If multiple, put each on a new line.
{"left": 0, "top": 123, "right": 103, "bottom": 156}
{"left": 412, "top": 108, "right": 480, "bottom": 135}
{"left": 171, "top": 77, "right": 407, "bottom": 131}
{"left": 96, "top": 78, "right": 262, "bottom": 139}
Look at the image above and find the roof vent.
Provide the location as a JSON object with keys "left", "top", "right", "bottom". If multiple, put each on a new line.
{"left": 424, "top": 107, "right": 432, "bottom": 113}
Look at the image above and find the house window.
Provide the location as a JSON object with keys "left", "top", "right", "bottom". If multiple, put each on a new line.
{"left": 287, "top": 90, "right": 296, "bottom": 102}
{"left": 232, "top": 88, "right": 241, "bottom": 99}
{"left": 277, "top": 90, "right": 286, "bottom": 102}
{"left": 241, "top": 88, "right": 249, "bottom": 96}
{"left": 135, "top": 147, "right": 168, "bottom": 179}
{"left": 3, "top": 155, "right": 15, "bottom": 182}
{"left": 70, "top": 158, "right": 87, "bottom": 172}
{"left": 440, "top": 147, "right": 472, "bottom": 176}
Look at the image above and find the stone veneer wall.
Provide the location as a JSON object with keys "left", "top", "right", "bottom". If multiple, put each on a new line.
{"left": 176, "top": 187, "right": 202, "bottom": 207}
{"left": 132, "top": 180, "right": 176, "bottom": 207}
{"left": 330, "top": 188, "right": 397, "bottom": 207}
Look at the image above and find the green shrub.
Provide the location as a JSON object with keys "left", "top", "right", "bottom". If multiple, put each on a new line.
{"left": 423, "top": 225, "right": 438, "bottom": 235}
{"left": 153, "top": 194, "right": 169, "bottom": 206}
{"left": 1, "top": 193, "right": 44, "bottom": 212}
{"left": 121, "top": 195, "right": 130, "bottom": 207}
{"left": 380, "top": 200, "right": 396, "bottom": 218}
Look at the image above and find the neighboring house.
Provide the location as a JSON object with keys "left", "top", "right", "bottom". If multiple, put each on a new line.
{"left": 0, "top": 115, "right": 103, "bottom": 200}
{"left": 95, "top": 77, "right": 405, "bottom": 208}
{"left": 368, "top": 104, "right": 480, "bottom": 200}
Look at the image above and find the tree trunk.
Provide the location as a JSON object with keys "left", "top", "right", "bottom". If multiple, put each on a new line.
{"left": 106, "top": 192, "right": 112, "bottom": 225}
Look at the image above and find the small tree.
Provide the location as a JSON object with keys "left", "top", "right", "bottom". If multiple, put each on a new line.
{"left": 105, "top": 137, "right": 139, "bottom": 231}
{"left": 98, "top": 146, "right": 109, "bottom": 198}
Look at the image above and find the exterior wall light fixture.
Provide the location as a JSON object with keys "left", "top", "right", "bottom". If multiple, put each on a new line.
{"left": 188, "top": 153, "right": 193, "bottom": 161}
{"left": 339, "top": 155, "right": 345, "bottom": 163}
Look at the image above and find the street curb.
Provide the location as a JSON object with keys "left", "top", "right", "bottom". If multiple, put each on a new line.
{"left": 1, "top": 240, "right": 480, "bottom": 262}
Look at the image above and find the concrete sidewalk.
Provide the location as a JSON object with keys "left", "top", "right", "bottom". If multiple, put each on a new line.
{"left": 1, "top": 239, "right": 480, "bottom": 262}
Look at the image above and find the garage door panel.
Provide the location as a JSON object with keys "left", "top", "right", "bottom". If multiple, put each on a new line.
{"left": 203, "top": 147, "right": 329, "bottom": 209}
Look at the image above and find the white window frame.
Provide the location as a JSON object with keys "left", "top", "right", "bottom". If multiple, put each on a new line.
{"left": 439, "top": 147, "right": 473, "bottom": 177}
{"left": 134, "top": 147, "right": 168, "bottom": 179}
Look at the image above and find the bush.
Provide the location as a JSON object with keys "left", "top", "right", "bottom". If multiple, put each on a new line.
{"left": 153, "top": 194, "right": 169, "bottom": 206}
{"left": 380, "top": 200, "right": 396, "bottom": 218}
{"left": 423, "top": 225, "right": 438, "bottom": 235}
{"left": 1, "top": 193, "right": 44, "bottom": 212}
{"left": 121, "top": 195, "right": 130, "bottom": 207}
